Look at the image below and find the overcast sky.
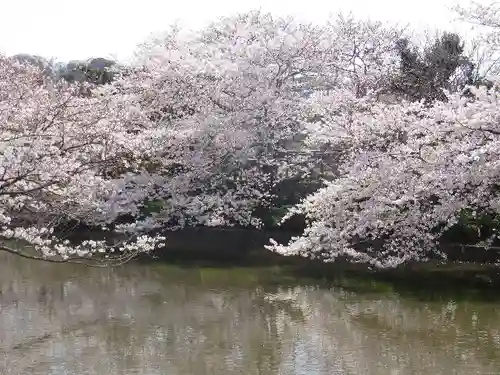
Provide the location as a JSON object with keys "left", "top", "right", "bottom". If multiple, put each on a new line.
{"left": 0, "top": 0, "right": 485, "bottom": 62}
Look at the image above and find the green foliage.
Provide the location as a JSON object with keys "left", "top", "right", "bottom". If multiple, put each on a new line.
{"left": 252, "top": 176, "right": 321, "bottom": 231}
{"left": 57, "top": 58, "right": 116, "bottom": 85}
{"left": 390, "top": 33, "right": 475, "bottom": 102}
{"left": 142, "top": 199, "right": 165, "bottom": 215}
{"left": 259, "top": 205, "right": 295, "bottom": 228}
{"left": 443, "top": 208, "right": 500, "bottom": 244}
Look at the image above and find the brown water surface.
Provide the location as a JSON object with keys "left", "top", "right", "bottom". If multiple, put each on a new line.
{"left": 0, "top": 253, "right": 499, "bottom": 374}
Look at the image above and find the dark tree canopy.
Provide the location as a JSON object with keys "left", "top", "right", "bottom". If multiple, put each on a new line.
{"left": 57, "top": 58, "right": 116, "bottom": 85}
{"left": 10, "top": 54, "right": 117, "bottom": 85}
{"left": 390, "top": 32, "right": 476, "bottom": 102}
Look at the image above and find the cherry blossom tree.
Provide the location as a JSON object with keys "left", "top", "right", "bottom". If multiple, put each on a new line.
{"left": 454, "top": 1, "right": 500, "bottom": 80}
{"left": 107, "top": 11, "right": 404, "bottom": 233}
{"left": 0, "top": 11, "right": 407, "bottom": 265}
{"left": 0, "top": 56, "right": 165, "bottom": 265}
{"left": 267, "top": 83, "right": 500, "bottom": 268}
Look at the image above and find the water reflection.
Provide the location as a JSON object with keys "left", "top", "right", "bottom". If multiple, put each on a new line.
{"left": 0, "top": 252, "right": 499, "bottom": 374}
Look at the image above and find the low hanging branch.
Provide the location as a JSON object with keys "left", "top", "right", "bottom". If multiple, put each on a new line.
{"left": 0, "top": 56, "right": 167, "bottom": 263}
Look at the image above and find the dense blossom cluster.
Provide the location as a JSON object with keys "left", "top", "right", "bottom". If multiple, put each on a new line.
{"left": 268, "top": 87, "right": 500, "bottom": 267}
{"left": 0, "top": 57, "right": 166, "bottom": 263}
{"left": 1, "top": 6, "right": 500, "bottom": 266}
{"left": 105, "top": 11, "right": 403, "bottom": 232}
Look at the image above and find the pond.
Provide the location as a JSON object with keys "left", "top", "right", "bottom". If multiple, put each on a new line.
{"left": 1, "top": 252, "right": 500, "bottom": 375}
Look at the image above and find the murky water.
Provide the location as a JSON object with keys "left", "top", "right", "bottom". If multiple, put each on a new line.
{"left": 1, "top": 253, "right": 500, "bottom": 374}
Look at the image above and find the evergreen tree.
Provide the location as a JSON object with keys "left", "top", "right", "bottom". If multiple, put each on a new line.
{"left": 390, "top": 33, "right": 475, "bottom": 102}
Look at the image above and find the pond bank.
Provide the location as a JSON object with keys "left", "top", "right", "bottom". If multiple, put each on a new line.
{"left": 138, "top": 227, "right": 500, "bottom": 294}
